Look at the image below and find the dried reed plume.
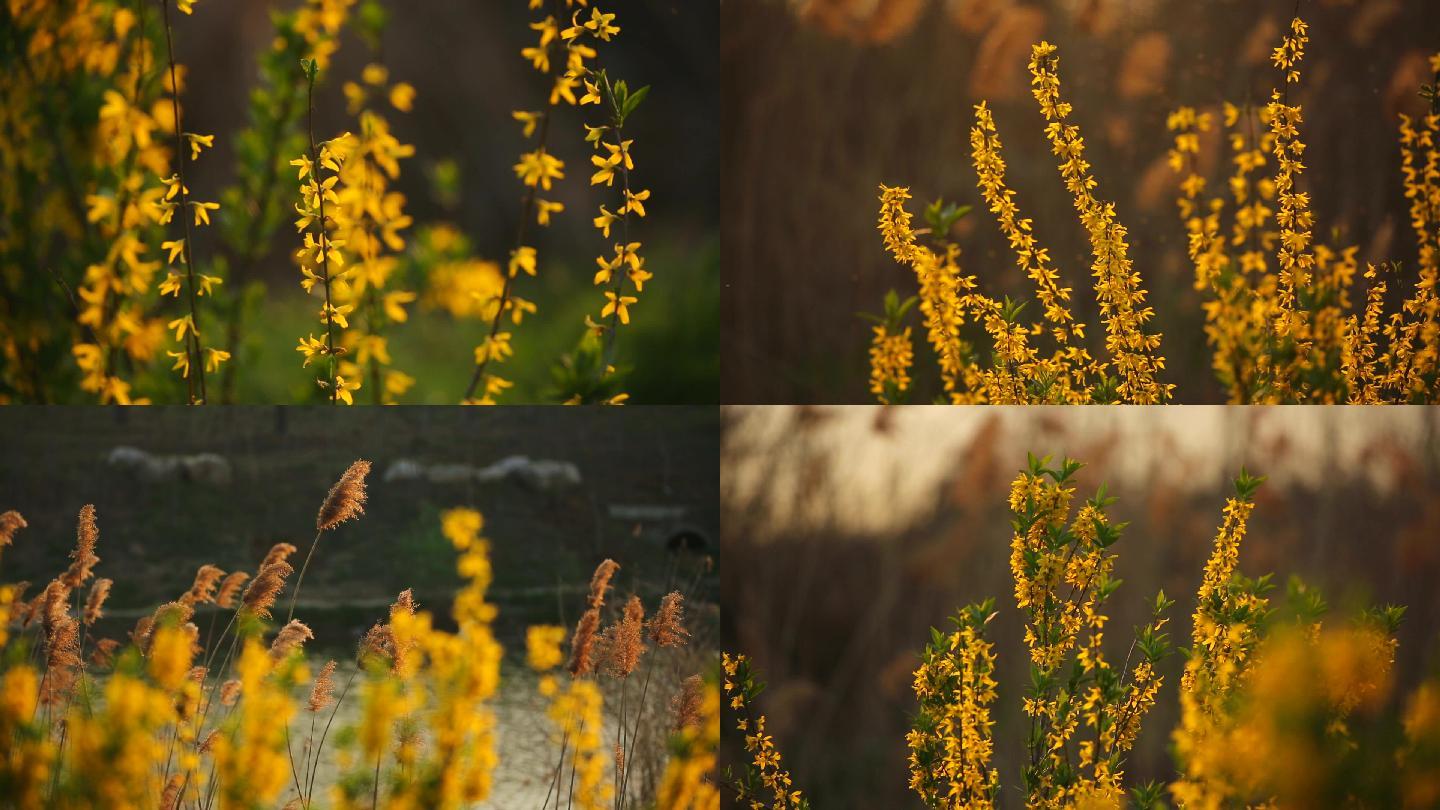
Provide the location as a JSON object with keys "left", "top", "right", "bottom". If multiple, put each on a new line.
{"left": 89, "top": 638, "right": 120, "bottom": 669}
{"left": 129, "top": 616, "right": 154, "bottom": 648}
{"left": 215, "top": 571, "right": 249, "bottom": 609}
{"left": 220, "top": 679, "right": 242, "bottom": 706}
{"left": 181, "top": 564, "right": 225, "bottom": 606}
{"left": 83, "top": 578, "right": 113, "bottom": 625}
{"left": 41, "top": 582, "right": 80, "bottom": 704}
{"left": 615, "top": 743, "right": 626, "bottom": 787}
{"left": 388, "top": 589, "right": 418, "bottom": 674}
{"left": 188, "top": 665, "right": 207, "bottom": 683}
{"left": 198, "top": 729, "right": 221, "bottom": 754}
{"left": 241, "top": 560, "right": 293, "bottom": 620}
{"left": 151, "top": 600, "right": 196, "bottom": 629}
{"left": 269, "top": 619, "right": 314, "bottom": 661}
{"left": 138, "top": 601, "right": 196, "bottom": 653}
{"left": 308, "top": 659, "right": 337, "bottom": 712}
{"left": 568, "top": 609, "right": 601, "bottom": 677}
{"left": 262, "top": 543, "right": 298, "bottom": 568}
{"left": 568, "top": 559, "right": 620, "bottom": 677}
{"left": 131, "top": 599, "right": 194, "bottom": 648}
{"left": 60, "top": 504, "right": 99, "bottom": 588}
{"left": 601, "top": 595, "right": 647, "bottom": 678}
{"left": 390, "top": 588, "right": 416, "bottom": 620}
{"left": 316, "top": 460, "right": 370, "bottom": 531}
{"left": 671, "top": 674, "right": 704, "bottom": 731}
{"left": 39, "top": 581, "right": 71, "bottom": 634}
{"left": 160, "top": 775, "right": 182, "bottom": 810}
{"left": 359, "top": 621, "right": 393, "bottom": 669}
{"left": 587, "top": 558, "right": 619, "bottom": 608}
{"left": 6, "top": 582, "right": 28, "bottom": 628}
{"left": 647, "top": 591, "right": 689, "bottom": 648}
{"left": 287, "top": 461, "right": 372, "bottom": 624}
{"left": 0, "top": 509, "right": 26, "bottom": 552}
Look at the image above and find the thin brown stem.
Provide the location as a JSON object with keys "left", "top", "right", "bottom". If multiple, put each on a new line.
{"left": 616, "top": 664, "right": 654, "bottom": 809}
{"left": 540, "top": 729, "right": 571, "bottom": 810}
{"left": 287, "top": 530, "right": 324, "bottom": 624}
{"left": 307, "top": 666, "right": 359, "bottom": 799}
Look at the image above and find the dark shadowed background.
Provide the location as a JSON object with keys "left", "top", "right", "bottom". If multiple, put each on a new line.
{"left": 722, "top": 0, "right": 1440, "bottom": 403}
{"left": 0, "top": 406, "right": 719, "bottom": 653}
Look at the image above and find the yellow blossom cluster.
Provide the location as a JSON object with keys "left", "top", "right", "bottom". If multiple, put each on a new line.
{"left": 906, "top": 604, "right": 1000, "bottom": 808}
{"left": 330, "top": 63, "right": 419, "bottom": 404}
{"left": 546, "top": 675, "right": 612, "bottom": 809}
{"left": 417, "top": 225, "right": 508, "bottom": 322}
{"left": 724, "top": 453, "right": 1440, "bottom": 808}
{"left": 1173, "top": 618, "right": 1411, "bottom": 808}
{"left": 4, "top": 0, "right": 666, "bottom": 405}
{"left": 2, "top": 0, "right": 345, "bottom": 404}
{"left": 722, "top": 652, "right": 807, "bottom": 809}
{"left": 576, "top": 13, "right": 654, "bottom": 404}
{"left": 868, "top": 324, "right": 914, "bottom": 402}
{"left": 1003, "top": 456, "right": 1167, "bottom": 806}
{"left": 1028, "top": 43, "right": 1169, "bottom": 404}
{"left": 292, "top": 127, "right": 358, "bottom": 403}
{"left": 465, "top": 0, "right": 603, "bottom": 404}
{"left": 1167, "top": 469, "right": 1420, "bottom": 808}
{"left": 1170, "top": 474, "right": 1269, "bottom": 807}
{"left": 1167, "top": 103, "right": 1280, "bottom": 401}
{"left": 876, "top": 40, "right": 1171, "bottom": 404}
{"left": 877, "top": 183, "right": 1064, "bottom": 404}
{"left": 1170, "top": 21, "right": 1440, "bottom": 402}
{"left": 972, "top": 104, "right": 1088, "bottom": 378}
{"left": 0, "top": 1, "right": 126, "bottom": 401}
{"left": 6, "top": 0, "right": 220, "bottom": 404}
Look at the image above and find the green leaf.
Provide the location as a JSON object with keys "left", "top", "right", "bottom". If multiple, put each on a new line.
{"left": 893, "top": 295, "right": 918, "bottom": 323}
{"left": 1233, "top": 467, "right": 1266, "bottom": 501}
{"left": 621, "top": 84, "right": 650, "bottom": 120}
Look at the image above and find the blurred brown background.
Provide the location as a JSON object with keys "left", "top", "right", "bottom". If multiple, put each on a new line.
{"left": 721, "top": 405, "right": 1440, "bottom": 806}
{"left": 722, "top": 0, "right": 1440, "bottom": 403}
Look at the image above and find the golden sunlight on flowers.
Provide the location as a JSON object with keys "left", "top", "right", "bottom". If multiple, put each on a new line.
{"left": 0, "top": 448, "right": 716, "bottom": 807}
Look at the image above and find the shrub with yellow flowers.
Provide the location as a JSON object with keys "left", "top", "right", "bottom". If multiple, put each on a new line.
{"left": 2, "top": 0, "right": 671, "bottom": 404}
{"left": 0, "top": 462, "right": 716, "bottom": 807}
{"left": 872, "top": 20, "right": 1440, "bottom": 405}
{"left": 1168, "top": 19, "right": 1440, "bottom": 403}
{"left": 724, "top": 455, "right": 1440, "bottom": 809}
{"left": 460, "top": 0, "right": 652, "bottom": 406}
{"left": 875, "top": 42, "right": 1171, "bottom": 405}
{"left": 721, "top": 652, "right": 809, "bottom": 809}
{"left": 0, "top": 0, "right": 357, "bottom": 404}
{"left": 1000, "top": 455, "right": 1174, "bottom": 807}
